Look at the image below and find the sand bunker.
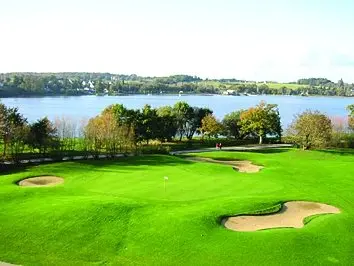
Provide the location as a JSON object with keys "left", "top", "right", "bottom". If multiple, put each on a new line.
{"left": 223, "top": 201, "right": 340, "bottom": 232}
{"left": 18, "top": 176, "right": 64, "bottom": 187}
{"left": 187, "top": 157, "right": 263, "bottom": 173}
{"left": 0, "top": 262, "right": 19, "bottom": 266}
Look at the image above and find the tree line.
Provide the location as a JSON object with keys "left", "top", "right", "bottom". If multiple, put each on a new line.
{"left": 0, "top": 101, "right": 281, "bottom": 162}
{"left": 1, "top": 100, "right": 353, "bottom": 163}
{"left": 286, "top": 104, "right": 354, "bottom": 149}
{"left": 1, "top": 73, "right": 354, "bottom": 97}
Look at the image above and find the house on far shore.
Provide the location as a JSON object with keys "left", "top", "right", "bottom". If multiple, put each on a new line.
{"left": 82, "top": 87, "right": 95, "bottom": 94}
{"left": 222, "top": 89, "right": 236, "bottom": 95}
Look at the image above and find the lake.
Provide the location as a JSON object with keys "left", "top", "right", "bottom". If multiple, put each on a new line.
{"left": 1, "top": 95, "right": 353, "bottom": 127}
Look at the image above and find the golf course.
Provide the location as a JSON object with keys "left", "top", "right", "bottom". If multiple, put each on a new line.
{"left": 0, "top": 148, "right": 353, "bottom": 265}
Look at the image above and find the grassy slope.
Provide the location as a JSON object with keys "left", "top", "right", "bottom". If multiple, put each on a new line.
{"left": 264, "top": 82, "right": 308, "bottom": 90}
{"left": 0, "top": 149, "right": 353, "bottom": 265}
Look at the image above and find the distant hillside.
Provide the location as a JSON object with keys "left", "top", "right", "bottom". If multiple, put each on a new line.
{"left": 0, "top": 73, "right": 353, "bottom": 97}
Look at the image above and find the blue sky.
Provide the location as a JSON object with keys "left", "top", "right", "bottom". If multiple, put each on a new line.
{"left": 1, "top": 0, "right": 354, "bottom": 82}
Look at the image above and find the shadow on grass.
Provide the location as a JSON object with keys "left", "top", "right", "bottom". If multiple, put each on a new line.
{"left": 182, "top": 148, "right": 291, "bottom": 156}
{"left": 79, "top": 154, "right": 191, "bottom": 165}
{"left": 317, "top": 149, "right": 354, "bottom": 156}
{"left": 179, "top": 154, "right": 243, "bottom": 162}
{"left": 2, "top": 155, "right": 194, "bottom": 176}
{"left": 0, "top": 164, "right": 31, "bottom": 175}
{"left": 237, "top": 148, "right": 291, "bottom": 154}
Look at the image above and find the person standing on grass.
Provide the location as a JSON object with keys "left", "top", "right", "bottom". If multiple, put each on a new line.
{"left": 219, "top": 143, "right": 222, "bottom": 150}
{"left": 216, "top": 143, "right": 219, "bottom": 150}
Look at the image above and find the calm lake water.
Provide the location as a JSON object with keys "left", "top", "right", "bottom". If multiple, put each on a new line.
{"left": 1, "top": 95, "right": 353, "bottom": 127}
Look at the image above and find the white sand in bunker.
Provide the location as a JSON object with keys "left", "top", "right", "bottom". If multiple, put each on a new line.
{"left": 0, "top": 262, "right": 19, "bottom": 266}
{"left": 18, "top": 176, "right": 64, "bottom": 187}
{"left": 186, "top": 157, "right": 263, "bottom": 173}
{"left": 223, "top": 201, "right": 340, "bottom": 232}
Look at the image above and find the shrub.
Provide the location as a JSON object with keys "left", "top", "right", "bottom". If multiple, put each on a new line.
{"left": 286, "top": 110, "right": 332, "bottom": 150}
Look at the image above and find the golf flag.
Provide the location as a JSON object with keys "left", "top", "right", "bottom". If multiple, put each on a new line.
{"left": 163, "top": 176, "right": 169, "bottom": 194}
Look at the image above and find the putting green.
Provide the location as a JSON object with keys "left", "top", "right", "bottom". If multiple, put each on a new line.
{"left": 0, "top": 149, "right": 353, "bottom": 265}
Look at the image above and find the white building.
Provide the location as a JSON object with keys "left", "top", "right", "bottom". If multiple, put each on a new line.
{"left": 222, "top": 89, "right": 235, "bottom": 95}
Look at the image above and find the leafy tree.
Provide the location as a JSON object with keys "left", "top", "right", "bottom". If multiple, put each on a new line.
{"left": 222, "top": 110, "right": 243, "bottom": 139}
{"left": 9, "top": 123, "right": 29, "bottom": 162}
{"left": 287, "top": 110, "right": 332, "bottom": 150}
{"left": 330, "top": 116, "right": 352, "bottom": 148}
{"left": 240, "top": 101, "right": 282, "bottom": 144}
{"left": 0, "top": 104, "right": 28, "bottom": 158}
{"left": 28, "top": 117, "right": 59, "bottom": 154}
{"left": 99, "top": 111, "right": 133, "bottom": 155}
{"left": 200, "top": 114, "right": 223, "bottom": 139}
{"left": 156, "top": 106, "right": 177, "bottom": 142}
{"left": 84, "top": 116, "right": 104, "bottom": 157}
{"left": 185, "top": 107, "right": 213, "bottom": 140}
{"left": 54, "top": 116, "right": 78, "bottom": 152}
{"left": 139, "top": 105, "right": 159, "bottom": 144}
{"left": 85, "top": 111, "right": 133, "bottom": 157}
{"left": 0, "top": 103, "right": 5, "bottom": 146}
{"left": 297, "top": 78, "right": 332, "bottom": 86}
{"left": 338, "top": 78, "right": 344, "bottom": 88}
{"left": 347, "top": 104, "right": 354, "bottom": 130}
{"left": 94, "top": 79, "right": 105, "bottom": 94}
{"left": 1, "top": 73, "right": 354, "bottom": 97}
{"left": 104, "top": 104, "right": 141, "bottom": 145}
{"left": 348, "top": 104, "right": 354, "bottom": 114}
{"left": 11, "top": 75, "right": 24, "bottom": 88}
{"left": 105, "top": 104, "right": 138, "bottom": 127}
{"left": 173, "top": 101, "right": 193, "bottom": 141}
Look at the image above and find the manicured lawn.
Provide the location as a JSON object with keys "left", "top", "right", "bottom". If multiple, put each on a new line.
{"left": 0, "top": 149, "right": 353, "bottom": 265}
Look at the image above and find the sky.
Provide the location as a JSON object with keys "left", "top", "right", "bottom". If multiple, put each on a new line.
{"left": 1, "top": 0, "right": 354, "bottom": 82}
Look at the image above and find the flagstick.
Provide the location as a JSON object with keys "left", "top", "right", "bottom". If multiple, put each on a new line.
{"left": 164, "top": 176, "right": 168, "bottom": 196}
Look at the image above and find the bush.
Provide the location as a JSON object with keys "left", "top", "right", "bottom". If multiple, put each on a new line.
{"left": 286, "top": 110, "right": 332, "bottom": 150}
{"left": 140, "top": 145, "right": 171, "bottom": 155}
{"left": 331, "top": 132, "right": 354, "bottom": 148}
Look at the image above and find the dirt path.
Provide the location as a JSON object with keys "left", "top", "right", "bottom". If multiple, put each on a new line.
{"left": 18, "top": 176, "right": 64, "bottom": 187}
{"left": 223, "top": 201, "right": 340, "bottom": 232}
{"left": 186, "top": 157, "right": 263, "bottom": 173}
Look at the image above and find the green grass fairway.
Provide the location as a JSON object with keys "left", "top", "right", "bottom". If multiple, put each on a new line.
{"left": 1, "top": 149, "right": 353, "bottom": 265}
